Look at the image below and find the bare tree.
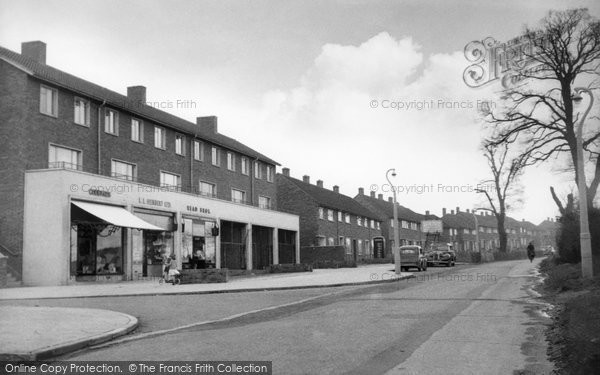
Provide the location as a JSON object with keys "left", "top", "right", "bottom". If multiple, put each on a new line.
{"left": 478, "top": 142, "right": 533, "bottom": 253}
{"left": 486, "top": 8, "right": 600, "bottom": 209}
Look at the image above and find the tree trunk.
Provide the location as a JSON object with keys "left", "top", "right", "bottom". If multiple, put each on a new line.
{"left": 497, "top": 215, "right": 508, "bottom": 253}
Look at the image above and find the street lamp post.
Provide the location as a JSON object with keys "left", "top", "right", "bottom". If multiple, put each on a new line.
{"left": 572, "top": 88, "right": 594, "bottom": 278}
{"left": 386, "top": 168, "right": 401, "bottom": 274}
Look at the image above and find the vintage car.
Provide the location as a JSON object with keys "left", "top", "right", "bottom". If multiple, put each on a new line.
{"left": 425, "top": 246, "right": 456, "bottom": 267}
{"left": 397, "top": 245, "right": 428, "bottom": 272}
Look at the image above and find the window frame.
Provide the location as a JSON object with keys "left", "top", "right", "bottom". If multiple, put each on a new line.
{"left": 110, "top": 159, "right": 137, "bottom": 181}
{"left": 104, "top": 108, "right": 119, "bottom": 135}
{"left": 154, "top": 126, "right": 166, "bottom": 150}
{"left": 40, "top": 85, "right": 58, "bottom": 117}
{"left": 159, "top": 171, "right": 181, "bottom": 190}
{"left": 227, "top": 152, "right": 236, "bottom": 171}
{"left": 266, "top": 165, "right": 274, "bottom": 182}
{"left": 193, "top": 140, "right": 204, "bottom": 161}
{"left": 175, "top": 134, "right": 185, "bottom": 156}
{"left": 73, "top": 97, "right": 90, "bottom": 126}
{"left": 258, "top": 195, "right": 271, "bottom": 209}
{"left": 48, "top": 143, "right": 82, "bottom": 170}
{"left": 231, "top": 188, "right": 247, "bottom": 204}
{"left": 199, "top": 181, "right": 217, "bottom": 198}
{"left": 211, "top": 146, "right": 221, "bottom": 166}
{"left": 254, "top": 161, "right": 262, "bottom": 179}
{"left": 130, "top": 118, "right": 144, "bottom": 143}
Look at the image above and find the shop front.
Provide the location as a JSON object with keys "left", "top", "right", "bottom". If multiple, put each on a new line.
{"left": 22, "top": 169, "right": 300, "bottom": 286}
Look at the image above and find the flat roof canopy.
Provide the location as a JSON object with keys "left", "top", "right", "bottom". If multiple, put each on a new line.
{"left": 71, "top": 201, "right": 165, "bottom": 231}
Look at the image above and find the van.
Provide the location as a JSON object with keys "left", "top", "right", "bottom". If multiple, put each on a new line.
{"left": 397, "top": 245, "right": 428, "bottom": 272}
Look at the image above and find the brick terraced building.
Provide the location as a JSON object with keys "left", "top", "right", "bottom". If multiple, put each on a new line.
{"left": 276, "top": 169, "right": 383, "bottom": 262}
{"left": 0, "top": 41, "right": 299, "bottom": 286}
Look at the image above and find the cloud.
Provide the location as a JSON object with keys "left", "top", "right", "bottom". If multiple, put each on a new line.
{"left": 242, "top": 31, "right": 562, "bottom": 222}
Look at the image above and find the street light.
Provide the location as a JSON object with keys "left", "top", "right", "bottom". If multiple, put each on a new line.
{"left": 386, "top": 168, "right": 401, "bottom": 274}
{"left": 572, "top": 87, "right": 594, "bottom": 278}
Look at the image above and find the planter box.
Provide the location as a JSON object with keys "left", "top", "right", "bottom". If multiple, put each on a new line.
{"left": 180, "top": 268, "right": 229, "bottom": 284}
{"left": 265, "top": 263, "right": 313, "bottom": 273}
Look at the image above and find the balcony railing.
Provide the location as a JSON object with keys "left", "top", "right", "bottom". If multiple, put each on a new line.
{"left": 28, "top": 163, "right": 273, "bottom": 210}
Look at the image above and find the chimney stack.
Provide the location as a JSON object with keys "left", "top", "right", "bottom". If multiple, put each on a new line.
{"left": 316, "top": 180, "right": 323, "bottom": 188}
{"left": 456, "top": 207, "right": 460, "bottom": 213}
{"left": 466, "top": 209, "right": 470, "bottom": 213}
{"left": 21, "top": 41, "right": 46, "bottom": 64}
{"left": 127, "top": 86, "right": 147, "bottom": 104}
{"left": 302, "top": 175, "right": 310, "bottom": 184}
{"left": 388, "top": 197, "right": 393, "bottom": 203}
{"left": 443, "top": 208, "right": 447, "bottom": 216}
{"left": 196, "top": 116, "right": 218, "bottom": 134}
{"left": 426, "top": 210, "right": 430, "bottom": 216}
{"left": 358, "top": 187, "right": 364, "bottom": 195}
{"left": 333, "top": 185, "right": 339, "bottom": 193}
{"left": 282, "top": 168, "right": 290, "bottom": 177}
{"left": 370, "top": 191, "right": 375, "bottom": 198}
{"left": 378, "top": 194, "right": 383, "bottom": 200}
{"left": 451, "top": 210, "right": 455, "bottom": 215}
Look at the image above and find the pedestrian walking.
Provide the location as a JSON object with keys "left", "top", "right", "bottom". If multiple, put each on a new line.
{"left": 527, "top": 242, "right": 535, "bottom": 263}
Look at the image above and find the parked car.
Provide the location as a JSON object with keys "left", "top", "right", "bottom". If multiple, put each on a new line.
{"left": 397, "top": 245, "right": 428, "bottom": 272}
{"left": 425, "top": 247, "right": 456, "bottom": 267}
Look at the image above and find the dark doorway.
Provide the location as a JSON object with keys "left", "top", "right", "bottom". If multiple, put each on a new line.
{"left": 278, "top": 229, "right": 296, "bottom": 264}
{"left": 220, "top": 220, "right": 246, "bottom": 269}
{"left": 252, "top": 225, "right": 273, "bottom": 270}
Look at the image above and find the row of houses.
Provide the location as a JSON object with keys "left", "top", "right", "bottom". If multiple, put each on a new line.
{"left": 0, "top": 41, "right": 557, "bottom": 286}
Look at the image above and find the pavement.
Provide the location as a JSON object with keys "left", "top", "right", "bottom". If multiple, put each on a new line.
{"left": 0, "top": 264, "right": 411, "bottom": 360}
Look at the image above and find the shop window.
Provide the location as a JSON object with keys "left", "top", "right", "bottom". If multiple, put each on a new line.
{"left": 70, "top": 223, "right": 124, "bottom": 276}
{"left": 181, "top": 218, "right": 217, "bottom": 269}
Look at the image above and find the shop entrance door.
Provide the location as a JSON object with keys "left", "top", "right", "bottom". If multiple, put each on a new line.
{"left": 252, "top": 226, "right": 273, "bottom": 270}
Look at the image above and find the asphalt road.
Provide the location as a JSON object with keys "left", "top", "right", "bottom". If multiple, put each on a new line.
{"left": 5, "top": 261, "right": 552, "bottom": 374}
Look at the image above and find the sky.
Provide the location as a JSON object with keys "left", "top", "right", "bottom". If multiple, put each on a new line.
{"left": 1, "top": 0, "right": 599, "bottom": 224}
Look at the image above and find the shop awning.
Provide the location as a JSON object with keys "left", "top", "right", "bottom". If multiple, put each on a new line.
{"left": 71, "top": 201, "right": 165, "bottom": 231}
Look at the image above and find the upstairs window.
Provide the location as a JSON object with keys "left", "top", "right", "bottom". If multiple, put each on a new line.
{"left": 111, "top": 160, "right": 136, "bottom": 181}
{"left": 231, "top": 189, "right": 247, "bottom": 204}
{"left": 318, "top": 207, "right": 324, "bottom": 219}
{"left": 74, "top": 98, "right": 89, "bottom": 126}
{"left": 154, "top": 126, "right": 166, "bottom": 149}
{"left": 266, "top": 165, "right": 274, "bottom": 182}
{"left": 40, "top": 85, "right": 58, "bottom": 116}
{"left": 160, "top": 171, "right": 181, "bottom": 190}
{"left": 199, "top": 181, "right": 216, "bottom": 197}
{"left": 175, "top": 134, "right": 185, "bottom": 155}
{"left": 49, "top": 144, "right": 81, "bottom": 170}
{"left": 131, "top": 119, "right": 143, "bottom": 142}
{"left": 345, "top": 213, "right": 350, "bottom": 224}
{"left": 241, "top": 157, "right": 249, "bottom": 175}
{"left": 327, "top": 209, "right": 334, "bottom": 221}
{"left": 194, "top": 141, "right": 204, "bottom": 161}
{"left": 254, "top": 161, "right": 262, "bottom": 179}
{"left": 227, "top": 152, "right": 235, "bottom": 171}
{"left": 212, "top": 146, "right": 220, "bottom": 166}
{"left": 258, "top": 196, "right": 271, "bottom": 209}
{"left": 104, "top": 109, "right": 118, "bottom": 135}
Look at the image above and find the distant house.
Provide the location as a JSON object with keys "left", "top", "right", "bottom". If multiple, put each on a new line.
{"left": 354, "top": 189, "right": 425, "bottom": 256}
{"left": 277, "top": 170, "right": 383, "bottom": 262}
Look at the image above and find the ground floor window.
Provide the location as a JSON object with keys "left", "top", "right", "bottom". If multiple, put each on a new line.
{"left": 70, "top": 223, "right": 124, "bottom": 276}
{"left": 182, "top": 218, "right": 217, "bottom": 268}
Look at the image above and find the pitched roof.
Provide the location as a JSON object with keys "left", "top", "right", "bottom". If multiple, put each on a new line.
{"left": 355, "top": 194, "right": 425, "bottom": 222}
{"left": 0, "top": 44, "right": 278, "bottom": 165}
{"left": 538, "top": 219, "right": 559, "bottom": 230}
{"left": 280, "top": 176, "right": 380, "bottom": 220}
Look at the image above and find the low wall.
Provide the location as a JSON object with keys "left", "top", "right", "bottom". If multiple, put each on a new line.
{"left": 300, "top": 246, "right": 356, "bottom": 268}
{"left": 180, "top": 268, "right": 228, "bottom": 284}
{"left": 0, "top": 255, "right": 6, "bottom": 288}
{"left": 265, "top": 263, "right": 313, "bottom": 273}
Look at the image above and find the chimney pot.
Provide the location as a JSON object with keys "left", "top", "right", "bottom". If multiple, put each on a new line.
{"left": 302, "top": 175, "right": 310, "bottom": 184}
{"left": 282, "top": 168, "right": 290, "bottom": 177}
{"left": 196, "top": 116, "right": 218, "bottom": 134}
{"left": 21, "top": 41, "right": 46, "bottom": 64}
{"left": 442, "top": 208, "right": 447, "bottom": 216}
{"left": 370, "top": 191, "right": 375, "bottom": 198}
{"left": 426, "top": 210, "right": 430, "bottom": 216}
{"left": 456, "top": 206, "right": 460, "bottom": 213}
{"left": 378, "top": 194, "right": 383, "bottom": 200}
{"left": 333, "top": 185, "right": 339, "bottom": 193}
{"left": 127, "top": 86, "right": 147, "bottom": 105}
{"left": 451, "top": 210, "right": 455, "bottom": 215}
{"left": 358, "top": 187, "right": 364, "bottom": 195}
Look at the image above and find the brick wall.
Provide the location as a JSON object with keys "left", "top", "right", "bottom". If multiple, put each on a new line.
{"left": 276, "top": 175, "right": 318, "bottom": 247}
